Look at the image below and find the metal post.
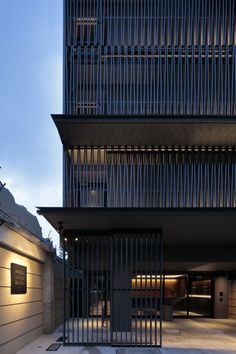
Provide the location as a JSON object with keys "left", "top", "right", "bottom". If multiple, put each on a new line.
{"left": 58, "top": 222, "right": 65, "bottom": 345}
{"left": 159, "top": 230, "right": 163, "bottom": 347}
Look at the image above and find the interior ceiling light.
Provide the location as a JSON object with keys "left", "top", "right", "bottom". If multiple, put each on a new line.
{"left": 136, "top": 274, "right": 184, "bottom": 279}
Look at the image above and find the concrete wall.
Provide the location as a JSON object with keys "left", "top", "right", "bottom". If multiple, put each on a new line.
{"left": 42, "top": 254, "right": 64, "bottom": 335}
{"left": 229, "top": 280, "right": 236, "bottom": 319}
{"left": 53, "top": 259, "right": 64, "bottom": 329}
{"left": 0, "top": 226, "right": 45, "bottom": 354}
{"left": 0, "top": 221, "right": 63, "bottom": 354}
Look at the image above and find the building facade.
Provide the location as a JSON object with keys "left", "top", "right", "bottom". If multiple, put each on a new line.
{"left": 39, "top": 0, "right": 236, "bottom": 347}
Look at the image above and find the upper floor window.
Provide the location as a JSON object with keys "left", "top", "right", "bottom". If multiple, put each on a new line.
{"left": 77, "top": 17, "right": 100, "bottom": 45}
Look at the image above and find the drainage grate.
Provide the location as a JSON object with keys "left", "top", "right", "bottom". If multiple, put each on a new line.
{"left": 46, "top": 343, "right": 62, "bottom": 351}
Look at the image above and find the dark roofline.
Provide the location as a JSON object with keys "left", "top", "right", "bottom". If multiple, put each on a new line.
{"left": 37, "top": 206, "right": 236, "bottom": 215}
{"left": 51, "top": 114, "right": 236, "bottom": 147}
{"left": 52, "top": 113, "right": 236, "bottom": 123}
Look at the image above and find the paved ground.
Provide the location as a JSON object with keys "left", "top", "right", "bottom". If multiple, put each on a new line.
{"left": 17, "top": 319, "right": 236, "bottom": 354}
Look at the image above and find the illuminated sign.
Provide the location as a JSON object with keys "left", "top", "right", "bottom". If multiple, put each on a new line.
{"left": 11, "top": 263, "right": 27, "bottom": 294}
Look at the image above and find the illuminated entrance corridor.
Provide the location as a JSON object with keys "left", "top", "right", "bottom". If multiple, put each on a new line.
{"left": 64, "top": 274, "right": 214, "bottom": 346}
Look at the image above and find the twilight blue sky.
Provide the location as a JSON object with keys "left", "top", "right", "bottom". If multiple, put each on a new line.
{"left": 0, "top": 1, "right": 63, "bottom": 250}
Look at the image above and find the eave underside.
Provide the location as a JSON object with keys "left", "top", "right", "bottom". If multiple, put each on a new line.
{"left": 52, "top": 114, "right": 236, "bottom": 147}
{"left": 38, "top": 207, "right": 236, "bottom": 270}
{"left": 37, "top": 207, "right": 236, "bottom": 246}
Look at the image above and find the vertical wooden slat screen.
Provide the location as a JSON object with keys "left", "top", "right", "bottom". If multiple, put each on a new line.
{"left": 64, "top": 230, "right": 162, "bottom": 346}
{"left": 64, "top": 0, "right": 236, "bottom": 115}
{"left": 64, "top": 147, "right": 236, "bottom": 208}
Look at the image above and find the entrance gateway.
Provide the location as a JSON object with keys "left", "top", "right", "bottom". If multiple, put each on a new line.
{"left": 38, "top": 207, "right": 236, "bottom": 347}
{"left": 63, "top": 229, "right": 163, "bottom": 346}
{"left": 62, "top": 229, "right": 214, "bottom": 346}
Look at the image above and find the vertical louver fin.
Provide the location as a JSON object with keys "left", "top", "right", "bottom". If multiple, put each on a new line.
{"left": 65, "top": 147, "right": 236, "bottom": 208}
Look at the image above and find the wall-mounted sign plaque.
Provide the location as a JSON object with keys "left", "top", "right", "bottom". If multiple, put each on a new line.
{"left": 11, "top": 263, "right": 27, "bottom": 294}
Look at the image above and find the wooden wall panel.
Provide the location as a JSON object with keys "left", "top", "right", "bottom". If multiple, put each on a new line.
{"left": 228, "top": 280, "right": 236, "bottom": 319}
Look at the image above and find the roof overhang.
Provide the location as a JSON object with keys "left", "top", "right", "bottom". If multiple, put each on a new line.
{"left": 37, "top": 207, "right": 236, "bottom": 246}
{"left": 52, "top": 114, "right": 236, "bottom": 146}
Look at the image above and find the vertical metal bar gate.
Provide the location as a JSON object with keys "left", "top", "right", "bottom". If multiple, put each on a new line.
{"left": 63, "top": 229, "right": 162, "bottom": 347}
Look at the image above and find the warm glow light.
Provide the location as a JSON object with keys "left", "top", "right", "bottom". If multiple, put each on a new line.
{"left": 136, "top": 274, "right": 184, "bottom": 279}
{"left": 189, "top": 294, "right": 211, "bottom": 298}
{"left": 3, "top": 250, "right": 30, "bottom": 302}
{"left": 77, "top": 18, "right": 97, "bottom": 25}
{"left": 132, "top": 278, "right": 177, "bottom": 283}
{"left": 77, "top": 103, "right": 98, "bottom": 108}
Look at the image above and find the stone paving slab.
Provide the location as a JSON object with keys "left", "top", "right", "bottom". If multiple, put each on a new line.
{"left": 161, "top": 350, "right": 236, "bottom": 354}
{"left": 117, "top": 349, "right": 161, "bottom": 354}
{"left": 17, "top": 319, "right": 236, "bottom": 354}
{"left": 17, "top": 344, "right": 236, "bottom": 354}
